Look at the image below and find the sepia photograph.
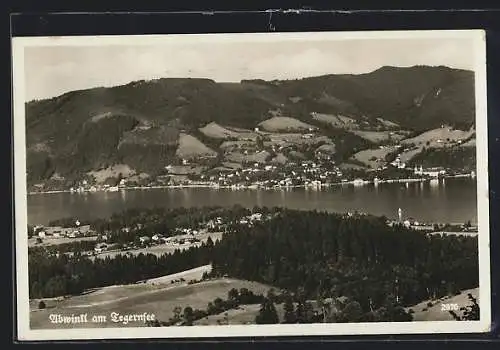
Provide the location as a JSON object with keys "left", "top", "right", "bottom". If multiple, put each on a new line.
{"left": 12, "top": 30, "right": 491, "bottom": 340}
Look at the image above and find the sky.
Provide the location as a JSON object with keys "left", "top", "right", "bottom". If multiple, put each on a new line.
{"left": 23, "top": 34, "right": 477, "bottom": 102}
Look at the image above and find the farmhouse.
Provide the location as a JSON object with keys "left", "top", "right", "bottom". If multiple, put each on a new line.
{"left": 152, "top": 234, "right": 164, "bottom": 241}
{"left": 249, "top": 213, "right": 263, "bottom": 221}
{"left": 139, "top": 236, "right": 151, "bottom": 244}
{"left": 44, "top": 226, "right": 72, "bottom": 237}
{"left": 391, "top": 156, "right": 406, "bottom": 169}
{"left": 78, "top": 225, "right": 92, "bottom": 236}
{"left": 94, "top": 243, "right": 108, "bottom": 253}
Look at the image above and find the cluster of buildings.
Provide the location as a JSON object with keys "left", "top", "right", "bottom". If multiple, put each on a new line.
{"left": 413, "top": 165, "right": 446, "bottom": 178}
{"left": 69, "top": 180, "right": 124, "bottom": 193}
{"left": 389, "top": 208, "right": 477, "bottom": 236}
{"left": 390, "top": 154, "right": 407, "bottom": 169}
{"left": 238, "top": 212, "right": 265, "bottom": 225}
{"left": 170, "top": 160, "right": 346, "bottom": 189}
{"left": 33, "top": 221, "right": 95, "bottom": 239}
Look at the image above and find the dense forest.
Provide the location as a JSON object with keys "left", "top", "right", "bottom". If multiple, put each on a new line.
{"left": 209, "top": 211, "right": 478, "bottom": 311}
{"left": 29, "top": 207, "right": 478, "bottom": 320}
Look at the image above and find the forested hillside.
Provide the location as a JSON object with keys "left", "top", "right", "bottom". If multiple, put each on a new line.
{"left": 29, "top": 207, "right": 478, "bottom": 316}
{"left": 25, "top": 66, "right": 475, "bottom": 188}
{"left": 210, "top": 210, "right": 478, "bottom": 310}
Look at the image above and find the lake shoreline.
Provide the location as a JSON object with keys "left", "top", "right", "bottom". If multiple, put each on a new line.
{"left": 27, "top": 175, "right": 475, "bottom": 196}
{"left": 27, "top": 176, "right": 478, "bottom": 227}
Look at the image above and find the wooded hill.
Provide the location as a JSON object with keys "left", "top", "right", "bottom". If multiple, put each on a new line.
{"left": 26, "top": 66, "right": 475, "bottom": 186}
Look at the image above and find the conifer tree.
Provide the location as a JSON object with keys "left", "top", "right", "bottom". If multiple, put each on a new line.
{"left": 283, "top": 294, "right": 296, "bottom": 324}
{"left": 255, "top": 297, "right": 279, "bottom": 324}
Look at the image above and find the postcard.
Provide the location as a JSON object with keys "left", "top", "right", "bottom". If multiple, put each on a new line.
{"left": 12, "top": 30, "right": 491, "bottom": 340}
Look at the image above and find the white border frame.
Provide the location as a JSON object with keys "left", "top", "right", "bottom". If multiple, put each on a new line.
{"left": 12, "top": 30, "right": 491, "bottom": 341}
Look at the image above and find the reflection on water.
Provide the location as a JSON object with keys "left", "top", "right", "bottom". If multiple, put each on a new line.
{"left": 27, "top": 178, "right": 478, "bottom": 226}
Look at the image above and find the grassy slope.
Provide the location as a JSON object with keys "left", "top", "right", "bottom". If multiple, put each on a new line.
{"left": 408, "top": 288, "right": 479, "bottom": 321}
{"left": 30, "top": 275, "right": 274, "bottom": 329}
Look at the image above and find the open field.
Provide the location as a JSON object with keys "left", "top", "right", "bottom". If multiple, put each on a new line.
{"left": 222, "top": 162, "right": 243, "bottom": 169}
{"left": 461, "top": 138, "right": 476, "bottom": 147}
{"left": 266, "top": 133, "right": 332, "bottom": 146}
{"left": 376, "top": 117, "right": 399, "bottom": 128}
{"left": 193, "top": 303, "right": 290, "bottom": 325}
{"left": 311, "top": 113, "right": 359, "bottom": 129}
{"left": 398, "top": 147, "right": 424, "bottom": 164}
{"left": 88, "top": 164, "right": 136, "bottom": 184}
{"left": 199, "top": 122, "right": 243, "bottom": 139}
{"left": 402, "top": 127, "right": 474, "bottom": 148}
{"left": 119, "top": 125, "right": 179, "bottom": 147}
{"left": 30, "top": 276, "right": 273, "bottom": 329}
{"left": 89, "top": 111, "right": 114, "bottom": 123}
{"left": 30, "top": 265, "right": 211, "bottom": 310}
{"left": 397, "top": 127, "right": 475, "bottom": 164}
{"left": 351, "top": 146, "right": 398, "bottom": 169}
{"left": 28, "top": 235, "right": 98, "bottom": 248}
{"left": 270, "top": 153, "right": 288, "bottom": 164}
{"left": 199, "top": 122, "right": 261, "bottom": 141}
{"left": 258, "top": 116, "right": 317, "bottom": 132}
{"left": 316, "top": 143, "right": 336, "bottom": 154}
{"left": 166, "top": 165, "right": 207, "bottom": 175}
{"left": 145, "top": 265, "right": 212, "bottom": 286}
{"left": 225, "top": 150, "right": 270, "bottom": 164}
{"left": 352, "top": 130, "right": 409, "bottom": 143}
{"left": 220, "top": 140, "right": 256, "bottom": 151}
{"left": 176, "top": 133, "right": 217, "bottom": 159}
{"left": 408, "top": 288, "right": 479, "bottom": 321}
{"left": 193, "top": 304, "right": 261, "bottom": 325}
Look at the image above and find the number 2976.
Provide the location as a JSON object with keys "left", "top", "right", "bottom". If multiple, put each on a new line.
{"left": 441, "top": 303, "right": 459, "bottom": 311}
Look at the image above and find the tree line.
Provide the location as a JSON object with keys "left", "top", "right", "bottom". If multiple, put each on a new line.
{"left": 149, "top": 286, "right": 413, "bottom": 326}
{"left": 28, "top": 241, "right": 214, "bottom": 298}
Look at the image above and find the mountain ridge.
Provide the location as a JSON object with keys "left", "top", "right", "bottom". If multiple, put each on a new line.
{"left": 25, "top": 65, "right": 475, "bottom": 189}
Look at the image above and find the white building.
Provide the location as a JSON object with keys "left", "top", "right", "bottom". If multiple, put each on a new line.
{"left": 353, "top": 178, "right": 366, "bottom": 186}
{"left": 391, "top": 156, "right": 406, "bottom": 169}
{"left": 139, "top": 236, "right": 151, "bottom": 244}
{"left": 249, "top": 213, "right": 263, "bottom": 221}
{"left": 94, "top": 243, "right": 108, "bottom": 253}
{"left": 414, "top": 165, "right": 445, "bottom": 178}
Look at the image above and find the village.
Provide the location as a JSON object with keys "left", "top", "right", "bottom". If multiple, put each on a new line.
{"left": 27, "top": 120, "right": 476, "bottom": 196}
{"left": 28, "top": 211, "right": 273, "bottom": 258}
{"left": 60, "top": 156, "right": 475, "bottom": 195}
{"left": 29, "top": 203, "right": 478, "bottom": 262}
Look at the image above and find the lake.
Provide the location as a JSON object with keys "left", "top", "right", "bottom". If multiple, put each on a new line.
{"left": 27, "top": 177, "right": 478, "bottom": 226}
